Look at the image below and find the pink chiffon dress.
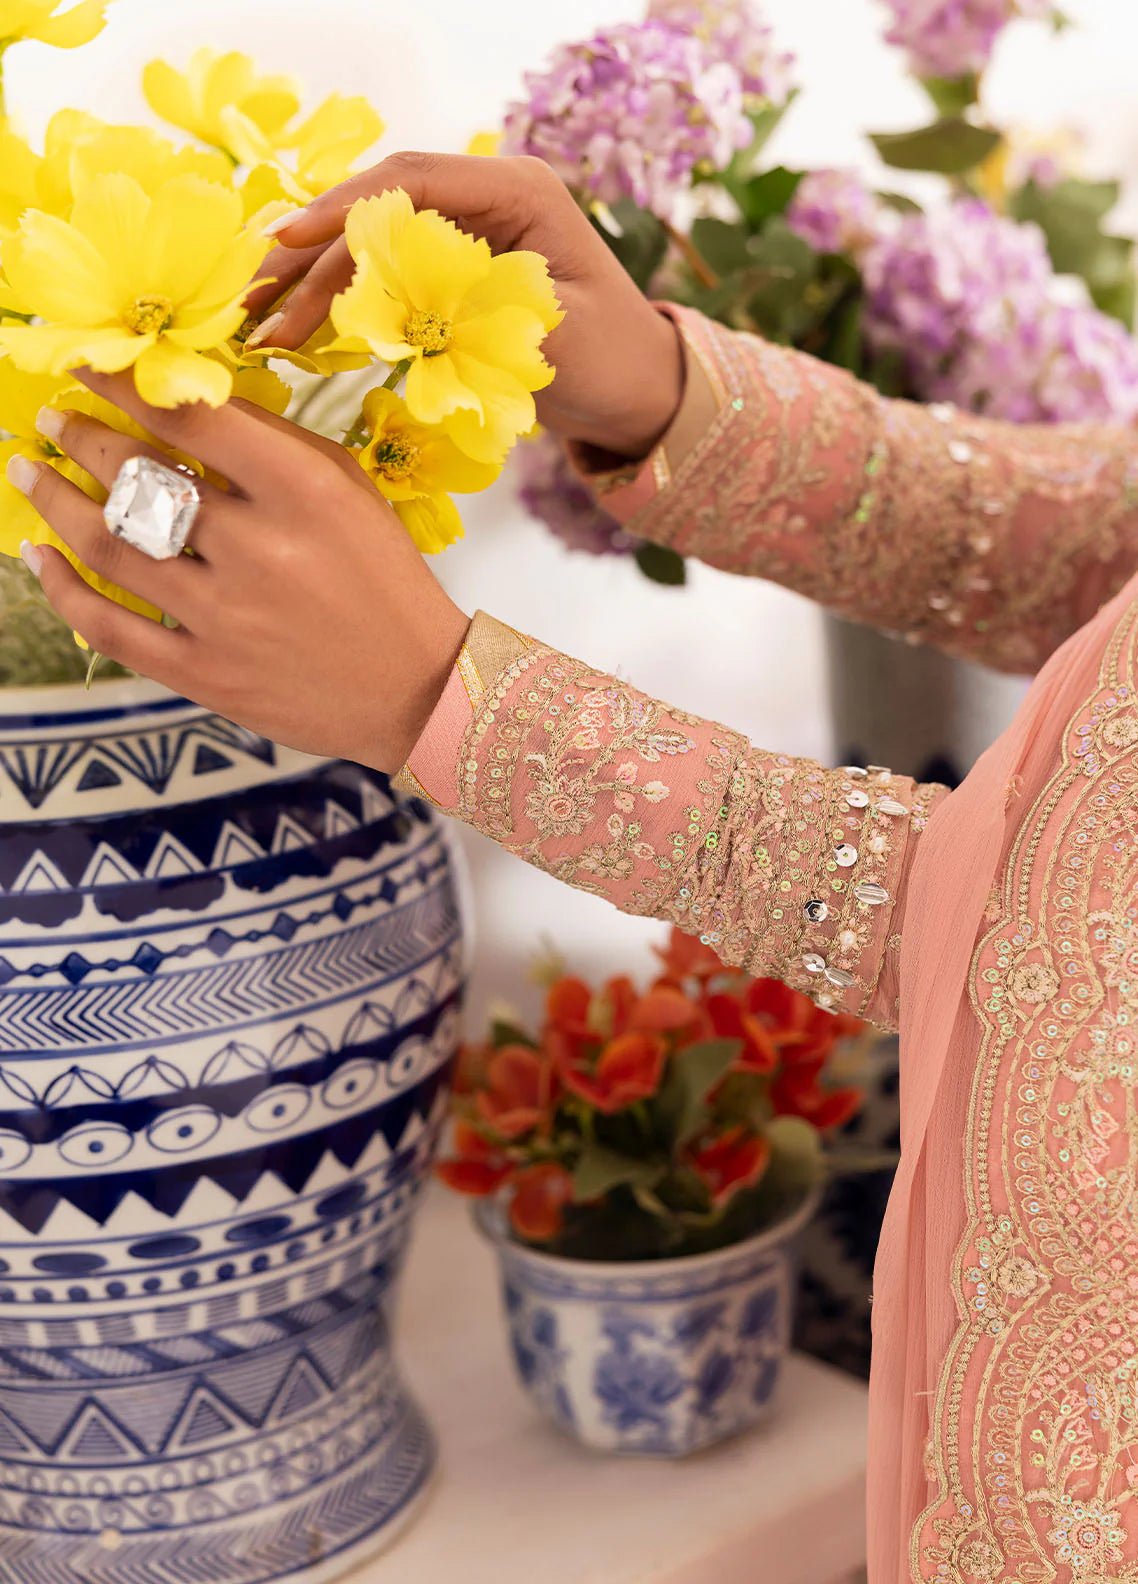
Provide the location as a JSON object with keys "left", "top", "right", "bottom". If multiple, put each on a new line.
{"left": 395, "top": 306, "right": 1138, "bottom": 1583}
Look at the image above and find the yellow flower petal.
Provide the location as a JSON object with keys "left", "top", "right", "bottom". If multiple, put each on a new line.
{"left": 141, "top": 59, "right": 197, "bottom": 138}
{"left": 394, "top": 490, "right": 464, "bottom": 555}
{"left": 0, "top": 437, "right": 50, "bottom": 556}
{"left": 330, "top": 257, "right": 414, "bottom": 360}
{"left": 3, "top": 207, "right": 119, "bottom": 323}
{"left": 23, "top": 0, "right": 107, "bottom": 48}
{"left": 288, "top": 94, "right": 385, "bottom": 193}
{"left": 404, "top": 352, "right": 482, "bottom": 426}
{"left": 462, "top": 249, "right": 564, "bottom": 335}
{"left": 139, "top": 176, "right": 248, "bottom": 307}
{"left": 134, "top": 341, "right": 232, "bottom": 407}
{"left": 394, "top": 207, "right": 491, "bottom": 319}
{"left": 0, "top": 359, "right": 75, "bottom": 436}
{"left": 445, "top": 354, "right": 539, "bottom": 463}
{"left": 451, "top": 304, "right": 556, "bottom": 387}
{"left": 232, "top": 363, "right": 291, "bottom": 415}
{"left": 344, "top": 190, "right": 416, "bottom": 294}
{"left": 68, "top": 170, "right": 149, "bottom": 282}
{"left": 0, "top": 321, "right": 144, "bottom": 375}
{"left": 417, "top": 431, "right": 501, "bottom": 495}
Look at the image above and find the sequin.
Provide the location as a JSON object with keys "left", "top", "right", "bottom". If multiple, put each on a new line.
{"left": 802, "top": 953, "right": 827, "bottom": 975}
{"left": 834, "top": 844, "right": 858, "bottom": 867}
{"left": 877, "top": 798, "right": 910, "bottom": 817}
{"left": 842, "top": 766, "right": 869, "bottom": 779}
{"left": 824, "top": 965, "right": 856, "bottom": 989}
{"left": 948, "top": 439, "right": 973, "bottom": 464}
{"left": 803, "top": 898, "right": 830, "bottom": 924}
{"left": 845, "top": 789, "right": 870, "bottom": 808}
{"left": 854, "top": 881, "right": 890, "bottom": 906}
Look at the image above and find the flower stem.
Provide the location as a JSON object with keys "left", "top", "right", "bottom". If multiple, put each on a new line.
{"left": 382, "top": 358, "right": 412, "bottom": 392}
{"left": 342, "top": 411, "right": 371, "bottom": 449}
{"left": 663, "top": 221, "right": 720, "bottom": 291}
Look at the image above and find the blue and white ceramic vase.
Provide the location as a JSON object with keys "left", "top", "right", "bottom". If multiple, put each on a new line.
{"left": 481, "top": 1191, "right": 817, "bottom": 1457}
{"left": 0, "top": 679, "right": 464, "bottom": 1583}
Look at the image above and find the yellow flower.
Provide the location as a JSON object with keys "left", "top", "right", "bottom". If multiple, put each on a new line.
{"left": 142, "top": 48, "right": 301, "bottom": 157}
{"left": 465, "top": 130, "right": 502, "bottom": 158}
{"left": 0, "top": 122, "right": 43, "bottom": 242}
{"left": 330, "top": 188, "right": 563, "bottom": 465}
{"left": 228, "top": 92, "right": 385, "bottom": 205}
{"left": 37, "top": 110, "right": 234, "bottom": 215}
{"left": 0, "top": 172, "right": 271, "bottom": 406}
{"left": 355, "top": 385, "right": 500, "bottom": 553}
{"left": 0, "top": 0, "right": 109, "bottom": 49}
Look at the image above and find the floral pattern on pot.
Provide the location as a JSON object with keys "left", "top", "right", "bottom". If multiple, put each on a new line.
{"left": 483, "top": 1190, "right": 815, "bottom": 1457}
{"left": 0, "top": 679, "right": 464, "bottom": 1584}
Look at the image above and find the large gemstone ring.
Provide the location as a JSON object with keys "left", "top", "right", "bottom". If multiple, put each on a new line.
{"left": 103, "top": 456, "right": 202, "bottom": 561}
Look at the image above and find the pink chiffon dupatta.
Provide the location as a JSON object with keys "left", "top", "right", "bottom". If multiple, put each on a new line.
{"left": 867, "top": 568, "right": 1138, "bottom": 1581}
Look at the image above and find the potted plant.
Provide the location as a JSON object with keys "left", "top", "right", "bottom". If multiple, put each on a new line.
{"left": 437, "top": 926, "right": 869, "bottom": 1456}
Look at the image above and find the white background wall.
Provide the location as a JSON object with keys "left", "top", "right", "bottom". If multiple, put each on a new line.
{"left": 10, "top": 0, "right": 1138, "bottom": 1023}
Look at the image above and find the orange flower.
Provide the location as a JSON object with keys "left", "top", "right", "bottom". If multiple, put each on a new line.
{"left": 629, "top": 983, "right": 707, "bottom": 1036}
{"left": 705, "top": 990, "right": 778, "bottom": 1073}
{"left": 652, "top": 926, "right": 730, "bottom": 986}
{"left": 770, "top": 1057, "right": 862, "bottom": 1131}
{"left": 688, "top": 1126, "right": 770, "bottom": 1207}
{"left": 474, "top": 1044, "right": 555, "bottom": 1139}
{"left": 509, "top": 1162, "right": 574, "bottom": 1242}
{"left": 546, "top": 973, "right": 638, "bottom": 1042}
{"left": 434, "top": 1121, "right": 513, "bottom": 1196}
{"left": 554, "top": 1029, "right": 667, "bottom": 1113}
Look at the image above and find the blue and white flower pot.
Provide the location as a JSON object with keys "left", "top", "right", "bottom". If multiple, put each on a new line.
{"left": 0, "top": 679, "right": 465, "bottom": 1583}
{"left": 480, "top": 1191, "right": 818, "bottom": 1457}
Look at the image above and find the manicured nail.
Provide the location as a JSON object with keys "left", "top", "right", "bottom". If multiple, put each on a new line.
{"left": 36, "top": 405, "right": 67, "bottom": 443}
{"left": 261, "top": 206, "right": 308, "bottom": 238}
{"left": 6, "top": 454, "right": 39, "bottom": 497}
{"left": 245, "top": 311, "right": 285, "bottom": 350}
{"left": 19, "top": 540, "right": 44, "bottom": 578}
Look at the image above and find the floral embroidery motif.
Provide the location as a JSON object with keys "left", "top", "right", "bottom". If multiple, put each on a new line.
{"left": 595, "top": 307, "right": 1138, "bottom": 676}
{"left": 914, "top": 604, "right": 1138, "bottom": 1582}
{"left": 445, "top": 614, "right": 946, "bottom": 1029}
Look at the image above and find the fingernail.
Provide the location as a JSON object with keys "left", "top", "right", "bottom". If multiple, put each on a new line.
{"left": 35, "top": 405, "right": 66, "bottom": 443}
{"left": 19, "top": 540, "right": 44, "bottom": 578}
{"left": 6, "top": 454, "right": 39, "bottom": 497}
{"left": 261, "top": 206, "right": 308, "bottom": 239}
{"left": 245, "top": 311, "right": 285, "bottom": 350}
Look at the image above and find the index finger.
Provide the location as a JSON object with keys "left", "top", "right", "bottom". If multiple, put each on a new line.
{"left": 268, "top": 151, "right": 541, "bottom": 254}
{"left": 74, "top": 369, "right": 286, "bottom": 497}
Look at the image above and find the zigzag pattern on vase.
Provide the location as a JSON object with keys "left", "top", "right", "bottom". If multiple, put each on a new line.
{"left": 0, "top": 887, "right": 460, "bottom": 1056}
{"left": 0, "top": 941, "right": 463, "bottom": 1106}
{"left": 0, "top": 1411, "right": 435, "bottom": 1584}
{"left": 0, "top": 832, "right": 447, "bottom": 981}
{"left": 0, "top": 1111, "right": 449, "bottom": 1343}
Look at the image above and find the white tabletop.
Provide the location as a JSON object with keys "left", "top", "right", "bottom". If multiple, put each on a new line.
{"left": 359, "top": 1189, "right": 869, "bottom": 1584}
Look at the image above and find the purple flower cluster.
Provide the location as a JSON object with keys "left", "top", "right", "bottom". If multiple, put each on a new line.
{"left": 785, "top": 169, "right": 885, "bottom": 258}
{"left": 881, "top": 0, "right": 1053, "bottom": 79}
{"left": 645, "top": 0, "right": 796, "bottom": 101}
{"left": 515, "top": 433, "right": 639, "bottom": 558}
{"left": 863, "top": 198, "right": 1138, "bottom": 423}
{"left": 502, "top": 11, "right": 787, "bottom": 218}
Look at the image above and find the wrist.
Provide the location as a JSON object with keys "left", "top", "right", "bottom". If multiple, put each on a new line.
{"left": 572, "top": 309, "right": 685, "bottom": 461}
{"left": 377, "top": 598, "right": 470, "bottom": 775}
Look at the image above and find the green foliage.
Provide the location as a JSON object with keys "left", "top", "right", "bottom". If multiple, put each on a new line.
{"left": 489, "top": 1018, "right": 539, "bottom": 1050}
{"left": 589, "top": 197, "right": 668, "bottom": 293}
{"left": 634, "top": 543, "right": 687, "bottom": 585}
{"left": 920, "top": 73, "right": 980, "bottom": 118}
{"left": 870, "top": 116, "right": 1001, "bottom": 174}
{"left": 654, "top": 1038, "right": 742, "bottom": 1146}
{"left": 572, "top": 1143, "right": 666, "bottom": 1201}
{"left": 1010, "top": 178, "right": 1135, "bottom": 327}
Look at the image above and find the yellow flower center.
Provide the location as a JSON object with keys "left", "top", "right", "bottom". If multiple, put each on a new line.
{"left": 125, "top": 296, "right": 175, "bottom": 336}
{"left": 404, "top": 309, "right": 452, "bottom": 356}
{"left": 371, "top": 434, "right": 421, "bottom": 482}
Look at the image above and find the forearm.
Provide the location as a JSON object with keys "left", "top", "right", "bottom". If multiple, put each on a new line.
{"left": 577, "top": 307, "right": 1138, "bottom": 674}
{"left": 395, "top": 611, "right": 948, "bottom": 1033}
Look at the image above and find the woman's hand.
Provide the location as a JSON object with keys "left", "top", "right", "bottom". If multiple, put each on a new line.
{"left": 11, "top": 375, "right": 469, "bottom": 772}
{"left": 249, "top": 152, "right": 685, "bottom": 461}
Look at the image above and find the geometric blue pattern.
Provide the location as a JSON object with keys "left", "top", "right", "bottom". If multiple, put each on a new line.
{"left": 0, "top": 683, "right": 463, "bottom": 1581}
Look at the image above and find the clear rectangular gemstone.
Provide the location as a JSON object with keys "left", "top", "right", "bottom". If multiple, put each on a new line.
{"left": 103, "top": 456, "right": 199, "bottom": 560}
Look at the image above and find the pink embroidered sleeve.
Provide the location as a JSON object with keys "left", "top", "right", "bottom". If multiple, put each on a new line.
{"left": 394, "top": 611, "right": 948, "bottom": 1033}
{"left": 577, "top": 306, "right": 1138, "bottom": 675}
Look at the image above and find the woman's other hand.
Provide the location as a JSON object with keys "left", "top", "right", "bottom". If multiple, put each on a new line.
{"left": 12, "top": 374, "right": 469, "bottom": 772}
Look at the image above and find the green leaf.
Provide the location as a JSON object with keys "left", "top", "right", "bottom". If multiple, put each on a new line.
{"left": 489, "top": 1018, "right": 538, "bottom": 1050}
{"left": 572, "top": 1143, "right": 666, "bottom": 1202}
{"left": 635, "top": 543, "right": 686, "bottom": 586}
{"left": 1011, "top": 177, "right": 1122, "bottom": 275}
{"left": 735, "top": 166, "right": 804, "bottom": 229}
{"left": 655, "top": 1038, "right": 742, "bottom": 1147}
{"left": 593, "top": 198, "right": 669, "bottom": 292}
{"left": 764, "top": 1115, "right": 825, "bottom": 1195}
{"left": 825, "top": 295, "right": 865, "bottom": 373}
{"left": 920, "top": 72, "right": 980, "bottom": 118}
{"left": 689, "top": 215, "right": 753, "bottom": 275}
{"left": 870, "top": 118, "right": 1001, "bottom": 175}
{"left": 876, "top": 189, "right": 923, "bottom": 215}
